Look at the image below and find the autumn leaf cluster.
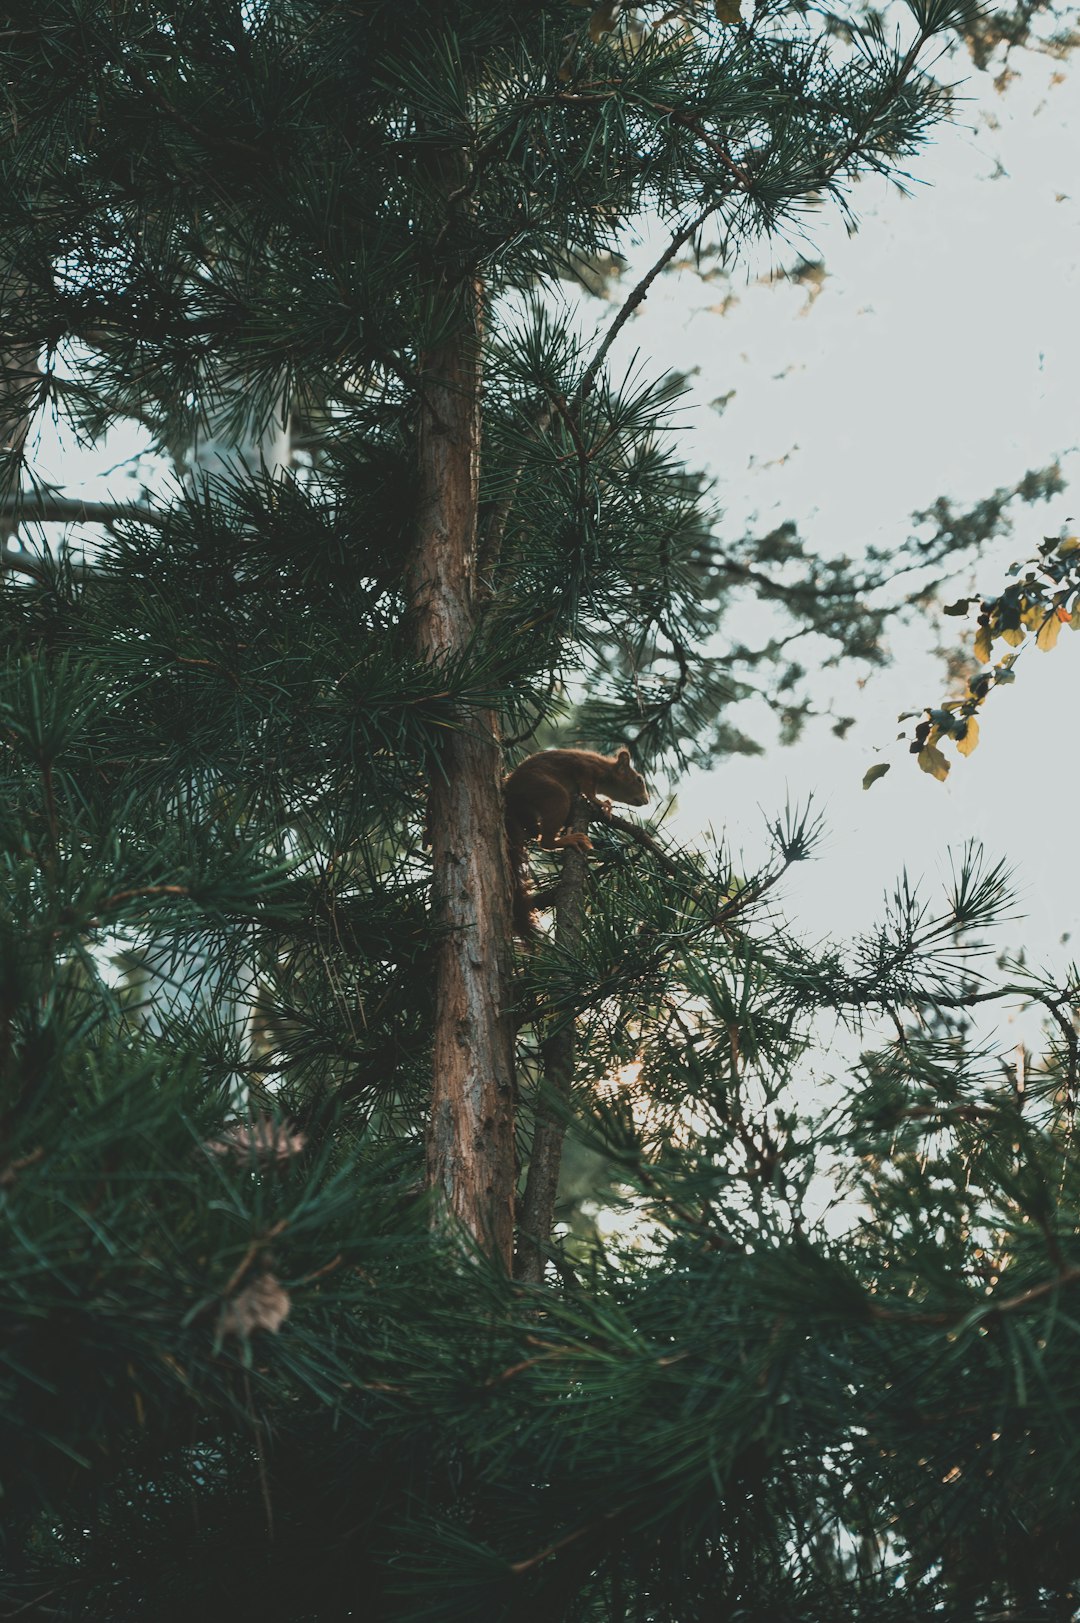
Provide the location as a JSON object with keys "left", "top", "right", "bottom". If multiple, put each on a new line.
{"left": 906, "top": 534, "right": 1080, "bottom": 781}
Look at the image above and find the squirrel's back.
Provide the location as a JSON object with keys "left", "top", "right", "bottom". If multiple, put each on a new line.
{"left": 504, "top": 748, "right": 648, "bottom": 811}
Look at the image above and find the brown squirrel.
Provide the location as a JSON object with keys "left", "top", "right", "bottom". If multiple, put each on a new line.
{"left": 503, "top": 748, "right": 648, "bottom": 936}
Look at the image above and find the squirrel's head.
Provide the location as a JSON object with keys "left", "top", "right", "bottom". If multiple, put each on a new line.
{"left": 613, "top": 747, "right": 649, "bottom": 806}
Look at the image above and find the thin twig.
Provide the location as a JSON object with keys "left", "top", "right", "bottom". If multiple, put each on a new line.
{"left": 573, "top": 204, "right": 716, "bottom": 406}
{"left": 220, "top": 1218, "right": 289, "bottom": 1299}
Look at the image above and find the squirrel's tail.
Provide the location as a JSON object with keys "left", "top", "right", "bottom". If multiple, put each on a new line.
{"left": 506, "top": 823, "right": 538, "bottom": 940}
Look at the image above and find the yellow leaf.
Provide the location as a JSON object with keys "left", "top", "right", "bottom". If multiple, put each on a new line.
{"left": 862, "top": 762, "right": 891, "bottom": 791}
{"left": 1020, "top": 601, "right": 1043, "bottom": 630}
{"left": 1036, "top": 613, "right": 1062, "bottom": 652}
{"left": 714, "top": 0, "right": 742, "bottom": 21}
{"left": 1070, "top": 603, "right": 1080, "bottom": 631}
{"left": 918, "top": 744, "right": 950, "bottom": 782}
{"left": 955, "top": 717, "right": 979, "bottom": 757}
{"left": 974, "top": 624, "right": 993, "bottom": 664}
{"left": 1001, "top": 625, "right": 1025, "bottom": 647}
{"left": 1059, "top": 535, "right": 1080, "bottom": 554}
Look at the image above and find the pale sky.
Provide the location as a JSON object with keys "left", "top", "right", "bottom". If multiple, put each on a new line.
{"left": 617, "top": 32, "right": 1080, "bottom": 978}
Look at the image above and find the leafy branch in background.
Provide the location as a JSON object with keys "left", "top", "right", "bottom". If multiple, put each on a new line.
{"left": 903, "top": 530, "right": 1080, "bottom": 780}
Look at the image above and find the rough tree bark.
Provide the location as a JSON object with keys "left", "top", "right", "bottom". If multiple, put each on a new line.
{"left": 514, "top": 796, "right": 592, "bottom": 1283}
{"left": 408, "top": 269, "right": 518, "bottom": 1269}
{"left": 0, "top": 273, "right": 42, "bottom": 478}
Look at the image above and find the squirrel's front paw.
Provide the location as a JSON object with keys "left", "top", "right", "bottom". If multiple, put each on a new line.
{"left": 561, "top": 832, "right": 594, "bottom": 852}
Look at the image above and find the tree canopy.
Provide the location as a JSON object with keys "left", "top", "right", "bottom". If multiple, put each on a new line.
{"left": 2, "top": 3, "right": 1080, "bottom": 1620}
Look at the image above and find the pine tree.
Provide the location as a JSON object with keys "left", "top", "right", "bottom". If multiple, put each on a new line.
{"left": 3, "top": 3, "right": 1080, "bottom": 1620}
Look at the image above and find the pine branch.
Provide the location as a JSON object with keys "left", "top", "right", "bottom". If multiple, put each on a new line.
{"left": 123, "top": 59, "right": 264, "bottom": 162}
{"left": 604, "top": 810, "right": 789, "bottom": 934}
{"left": 636, "top": 94, "right": 753, "bottom": 190}
{"left": 0, "top": 334, "right": 43, "bottom": 469}
{"left": 2, "top": 498, "right": 164, "bottom": 582}
{"left": 1, "top": 542, "right": 47, "bottom": 579}
{"left": 869, "top": 1263, "right": 1080, "bottom": 1329}
{"left": 927, "top": 982, "right": 1080, "bottom": 1098}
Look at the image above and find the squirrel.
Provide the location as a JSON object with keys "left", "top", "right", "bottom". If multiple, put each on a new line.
{"left": 503, "top": 748, "right": 649, "bottom": 937}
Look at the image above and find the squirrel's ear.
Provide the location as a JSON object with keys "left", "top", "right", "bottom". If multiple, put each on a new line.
{"left": 615, "top": 747, "right": 631, "bottom": 766}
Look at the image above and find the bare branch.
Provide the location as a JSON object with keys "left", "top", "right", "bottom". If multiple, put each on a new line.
{"left": 0, "top": 496, "right": 163, "bottom": 533}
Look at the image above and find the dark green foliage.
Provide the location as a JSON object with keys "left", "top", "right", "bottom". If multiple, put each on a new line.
{"left": 3, "top": 2, "right": 1080, "bottom": 1620}
{"left": 7, "top": 619, "right": 1080, "bottom": 1618}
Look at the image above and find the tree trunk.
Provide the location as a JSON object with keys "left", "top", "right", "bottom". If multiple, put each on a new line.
{"left": 408, "top": 276, "right": 517, "bottom": 1269}
{"left": 0, "top": 273, "right": 42, "bottom": 479}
